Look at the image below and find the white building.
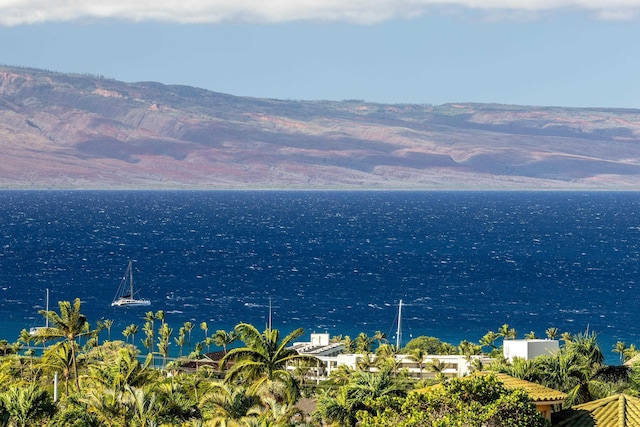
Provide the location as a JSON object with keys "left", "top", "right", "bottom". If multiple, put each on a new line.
{"left": 503, "top": 339, "right": 560, "bottom": 362}
{"left": 289, "top": 333, "right": 494, "bottom": 381}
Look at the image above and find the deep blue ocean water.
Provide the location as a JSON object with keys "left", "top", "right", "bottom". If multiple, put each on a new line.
{"left": 1, "top": 190, "right": 639, "bottom": 364}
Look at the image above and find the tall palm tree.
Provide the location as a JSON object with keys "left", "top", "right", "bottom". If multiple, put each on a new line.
{"left": 175, "top": 327, "right": 187, "bottom": 358}
{"left": 157, "top": 323, "right": 173, "bottom": 369}
{"left": 183, "top": 322, "right": 194, "bottom": 352}
{"left": 220, "top": 323, "right": 317, "bottom": 398}
{"left": 142, "top": 321, "right": 154, "bottom": 356}
{"left": 129, "top": 324, "right": 139, "bottom": 348}
{"left": 200, "top": 321, "right": 209, "bottom": 342}
{"left": 103, "top": 319, "right": 114, "bottom": 341}
{"left": 144, "top": 312, "right": 155, "bottom": 346}
{"left": 38, "top": 298, "right": 88, "bottom": 392}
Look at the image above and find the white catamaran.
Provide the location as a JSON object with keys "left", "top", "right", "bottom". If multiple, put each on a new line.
{"left": 111, "top": 261, "right": 151, "bottom": 307}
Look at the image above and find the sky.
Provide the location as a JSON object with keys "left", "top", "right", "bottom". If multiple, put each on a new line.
{"left": 1, "top": 1, "right": 639, "bottom": 109}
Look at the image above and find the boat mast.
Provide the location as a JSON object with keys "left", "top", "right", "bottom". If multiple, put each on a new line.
{"left": 45, "top": 288, "right": 49, "bottom": 328}
{"left": 129, "top": 261, "right": 134, "bottom": 299}
{"left": 396, "top": 299, "right": 403, "bottom": 350}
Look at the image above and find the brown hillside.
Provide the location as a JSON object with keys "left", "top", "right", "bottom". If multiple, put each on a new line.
{"left": 1, "top": 66, "right": 639, "bottom": 189}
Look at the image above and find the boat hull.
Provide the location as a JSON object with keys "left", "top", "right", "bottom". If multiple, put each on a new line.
{"left": 111, "top": 298, "right": 151, "bottom": 307}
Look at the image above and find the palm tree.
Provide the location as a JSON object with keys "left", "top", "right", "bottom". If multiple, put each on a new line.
{"left": 546, "top": 327, "right": 559, "bottom": 340}
{"left": 220, "top": 323, "right": 317, "bottom": 398}
{"left": 129, "top": 324, "right": 139, "bottom": 348}
{"left": 328, "top": 365, "right": 355, "bottom": 386}
{"left": 567, "top": 330, "right": 604, "bottom": 367}
{"left": 41, "top": 342, "right": 75, "bottom": 395}
{"left": 260, "top": 396, "right": 304, "bottom": 426}
{"left": 213, "top": 329, "right": 237, "bottom": 355}
{"left": 155, "top": 310, "right": 165, "bottom": 325}
{"left": 407, "top": 348, "right": 426, "bottom": 378}
{"left": 560, "top": 331, "right": 573, "bottom": 343}
{"left": 372, "top": 331, "right": 388, "bottom": 347}
{"left": 524, "top": 331, "right": 537, "bottom": 340}
{"left": 354, "top": 333, "right": 373, "bottom": 354}
{"left": 85, "top": 347, "right": 156, "bottom": 393}
{"left": 125, "top": 385, "right": 164, "bottom": 427}
{"left": 315, "top": 387, "right": 359, "bottom": 427}
{"left": 183, "top": 322, "right": 194, "bottom": 352}
{"left": 200, "top": 321, "right": 209, "bottom": 342}
{"left": 18, "top": 329, "right": 32, "bottom": 351}
{"left": 199, "top": 383, "right": 261, "bottom": 427}
{"left": 498, "top": 323, "right": 510, "bottom": 339}
{"left": 0, "top": 383, "right": 55, "bottom": 427}
{"left": 142, "top": 321, "right": 154, "bottom": 355}
{"left": 103, "top": 319, "right": 114, "bottom": 341}
{"left": 123, "top": 325, "right": 132, "bottom": 344}
{"left": 347, "top": 368, "right": 404, "bottom": 408}
{"left": 614, "top": 341, "right": 627, "bottom": 365}
{"left": 479, "top": 331, "right": 498, "bottom": 352}
{"left": 157, "top": 323, "right": 173, "bottom": 369}
{"left": 38, "top": 298, "right": 88, "bottom": 392}
{"left": 425, "top": 358, "right": 447, "bottom": 381}
{"left": 497, "top": 323, "right": 517, "bottom": 340}
{"left": 175, "top": 327, "right": 186, "bottom": 358}
{"left": 458, "top": 340, "right": 481, "bottom": 357}
{"left": 624, "top": 344, "right": 639, "bottom": 362}
{"left": 356, "top": 352, "right": 375, "bottom": 372}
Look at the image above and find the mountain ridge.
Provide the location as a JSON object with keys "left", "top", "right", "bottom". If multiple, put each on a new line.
{"left": 1, "top": 65, "right": 639, "bottom": 189}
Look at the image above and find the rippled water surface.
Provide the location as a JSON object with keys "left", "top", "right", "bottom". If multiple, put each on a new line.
{"left": 1, "top": 191, "right": 639, "bottom": 363}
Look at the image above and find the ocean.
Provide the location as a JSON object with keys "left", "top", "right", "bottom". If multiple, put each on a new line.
{"left": 1, "top": 190, "right": 639, "bottom": 364}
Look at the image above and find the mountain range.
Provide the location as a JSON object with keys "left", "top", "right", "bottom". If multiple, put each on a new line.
{"left": 1, "top": 66, "right": 639, "bottom": 190}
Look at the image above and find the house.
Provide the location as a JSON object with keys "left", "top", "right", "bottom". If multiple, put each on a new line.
{"left": 552, "top": 393, "right": 640, "bottom": 426}
{"left": 487, "top": 372, "right": 566, "bottom": 421}
{"left": 289, "top": 333, "right": 493, "bottom": 381}
{"left": 503, "top": 339, "right": 560, "bottom": 362}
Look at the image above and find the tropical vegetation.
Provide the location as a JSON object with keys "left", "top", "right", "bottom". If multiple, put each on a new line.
{"left": 0, "top": 299, "right": 639, "bottom": 426}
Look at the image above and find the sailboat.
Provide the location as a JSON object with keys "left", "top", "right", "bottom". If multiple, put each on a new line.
{"left": 111, "top": 261, "right": 151, "bottom": 307}
{"left": 30, "top": 288, "right": 50, "bottom": 336}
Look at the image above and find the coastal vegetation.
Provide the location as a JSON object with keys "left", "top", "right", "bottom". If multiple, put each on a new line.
{"left": 0, "top": 298, "right": 639, "bottom": 425}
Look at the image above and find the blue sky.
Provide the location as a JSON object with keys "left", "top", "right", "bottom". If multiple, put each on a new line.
{"left": 1, "top": 1, "right": 639, "bottom": 108}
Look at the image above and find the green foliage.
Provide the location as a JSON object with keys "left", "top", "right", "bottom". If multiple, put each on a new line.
{"left": 0, "top": 382, "right": 56, "bottom": 427}
{"left": 402, "top": 336, "right": 447, "bottom": 354}
{"left": 357, "top": 375, "right": 550, "bottom": 427}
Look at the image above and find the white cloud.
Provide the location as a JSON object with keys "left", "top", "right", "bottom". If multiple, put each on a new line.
{"left": 0, "top": 0, "right": 639, "bottom": 25}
